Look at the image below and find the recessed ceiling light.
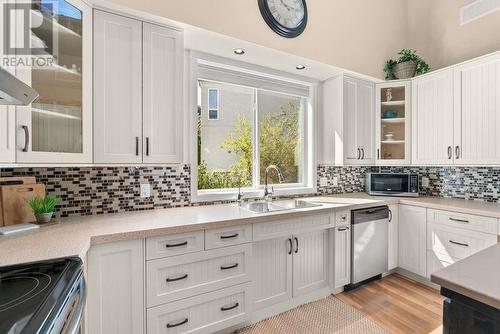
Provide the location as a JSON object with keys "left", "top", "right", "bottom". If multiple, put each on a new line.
{"left": 234, "top": 48, "right": 245, "bottom": 55}
{"left": 296, "top": 65, "right": 306, "bottom": 70}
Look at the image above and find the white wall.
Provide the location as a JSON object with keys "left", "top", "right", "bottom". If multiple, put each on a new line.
{"left": 102, "top": 0, "right": 409, "bottom": 79}
{"left": 408, "top": 0, "right": 500, "bottom": 70}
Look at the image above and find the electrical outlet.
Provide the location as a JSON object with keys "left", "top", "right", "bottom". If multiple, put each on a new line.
{"left": 140, "top": 183, "right": 151, "bottom": 198}
{"left": 421, "top": 177, "right": 429, "bottom": 188}
{"left": 332, "top": 176, "right": 339, "bottom": 187}
{"left": 319, "top": 177, "right": 328, "bottom": 187}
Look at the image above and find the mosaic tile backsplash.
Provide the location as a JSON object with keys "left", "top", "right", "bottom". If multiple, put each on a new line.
{"left": 0, "top": 166, "right": 191, "bottom": 218}
{"left": 2, "top": 164, "right": 500, "bottom": 218}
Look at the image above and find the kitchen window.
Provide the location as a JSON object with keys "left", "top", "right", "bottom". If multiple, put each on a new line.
{"left": 208, "top": 88, "right": 219, "bottom": 120}
{"left": 192, "top": 55, "right": 316, "bottom": 202}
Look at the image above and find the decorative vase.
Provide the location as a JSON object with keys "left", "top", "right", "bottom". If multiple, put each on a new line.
{"left": 35, "top": 212, "right": 54, "bottom": 224}
{"left": 394, "top": 61, "right": 417, "bottom": 79}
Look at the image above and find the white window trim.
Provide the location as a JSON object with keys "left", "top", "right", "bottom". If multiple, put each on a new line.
{"left": 207, "top": 88, "right": 220, "bottom": 120}
{"left": 189, "top": 52, "right": 317, "bottom": 203}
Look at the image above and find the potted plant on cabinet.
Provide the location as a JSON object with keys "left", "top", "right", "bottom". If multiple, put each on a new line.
{"left": 384, "top": 49, "right": 430, "bottom": 80}
{"left": 27, "top": 195, "right": 59, "bottom": 224}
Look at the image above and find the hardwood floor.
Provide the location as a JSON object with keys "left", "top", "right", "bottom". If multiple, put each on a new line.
{"left": 336, "top": 274, "right": 444, "bottom": 334}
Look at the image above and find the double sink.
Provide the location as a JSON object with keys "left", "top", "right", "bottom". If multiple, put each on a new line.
{"left": 239, "top": 199, "right": 322, "bottom": 214}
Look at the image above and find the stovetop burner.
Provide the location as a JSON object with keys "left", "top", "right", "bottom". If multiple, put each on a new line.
{"left": 0, "top": 258, "right": 82, "bottom": 334}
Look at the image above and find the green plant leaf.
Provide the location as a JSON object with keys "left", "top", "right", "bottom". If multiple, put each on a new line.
{"left": 27, "top": 195, "right": 59, "bottom": 214}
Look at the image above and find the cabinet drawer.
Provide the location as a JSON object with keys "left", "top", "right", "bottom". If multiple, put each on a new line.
{"left": 427, "top": 222, "right": 497, "bottom": 260}
{"left": 253, "top": 214, "right": 333, "bottom": 241}
{"left": 147, "top": 244, "right": 251, "bottom": 307}
{"left": 427, "top": 209, "right": 498, "bottom": 235}
{"left": 335, "top": 210, "right": 350, "bottom": 227}
{"left": 146, "top": 231, "right": 204, "bottom": 260}
{"left": 426, "top": 250, "right": 459, "bottom": 278}
{"left": 147, "top": 283, "right": 251, "bottom": 334}
{"left": 205, "top": 224, "right": 252, "bottom": 249}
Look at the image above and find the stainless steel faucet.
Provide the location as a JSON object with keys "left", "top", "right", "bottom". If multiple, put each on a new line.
{"left": 264, "top": 165, "right": 285, "bottom": 201}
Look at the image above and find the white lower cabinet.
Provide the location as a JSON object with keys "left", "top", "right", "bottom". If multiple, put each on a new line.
{"left": 253, "top": 236, "right": 292, "bottom": 310}
{"left": 388, "top": 204, "right": 399, "bottom": 270}
{"left": 147, "top": 283, "right": 251, "bottom": 334}
{"left": 398, "top": 205, "right": 427, "bottom": 277}
{"left": 292, "top": 230, "right": 329, "bottom": 297}
{"left": 87, "top": 239, "right": 145, "bottom": 334}
{"left": 334, "top": 224, "right": 351, "bottom": 288}
{"left": 253, "top": 229, "right": 330, "bottom": 310}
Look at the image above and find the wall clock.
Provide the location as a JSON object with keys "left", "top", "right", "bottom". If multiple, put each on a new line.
{"left": 258, "top": 0, "right": 308, "bottom": 38}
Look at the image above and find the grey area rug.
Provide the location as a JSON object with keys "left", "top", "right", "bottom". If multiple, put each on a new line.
{"left": 236, "top": 295, "right": 389, "bottom": 334}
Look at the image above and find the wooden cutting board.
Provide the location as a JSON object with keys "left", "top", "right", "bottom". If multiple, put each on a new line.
{"left": 0, "top": 183, "right": 45, "bottom": 226}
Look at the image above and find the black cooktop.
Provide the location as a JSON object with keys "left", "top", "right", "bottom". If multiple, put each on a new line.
{"left": 0, "top": 257, "right": 82, "bottom": 334}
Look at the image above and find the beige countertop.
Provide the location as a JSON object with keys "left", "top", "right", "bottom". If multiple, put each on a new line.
{"left": 1, "top": 193, "right": 500, "bottom": 268}
{"left": 431, "top": 243, "right": 500, "bottom": 309}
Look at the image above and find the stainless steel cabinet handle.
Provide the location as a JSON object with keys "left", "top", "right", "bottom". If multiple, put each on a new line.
{"left": 22, "top": 125, "right": 29, "bottom": 152}
{"left": 377, "top": 148, "right": 380, "bottom": 160}
{"left": 449, "top": 240, "right": 469, "bottom": 247}
{"left": 388, "top": 209, "right": 393, "bottom": 222}
{"left": 166, "top": 318, "right": 188, "bottom": 328}
{"left": 357, "top": 148, "right": 361, "bottom": 160}
{"left": 455, "top": 146, "right": 460, "bottom": 159}
{"left": 220, "top": 302, "right": 239, "bottom": 312}
{"left": 294, "top": 237, "right": 299, "bottom": 253}
{"left": 135, "top": 137, "right": 139, "bottom": 156}
{"left": 447, "top": 146, "right": 452, "bottom": 159}
{"left": 337, "top": 226, "right": 349, "bottom": 232}
{"left": 166, "top": 273, "right": 188, "bottom": 282}
{"left": 220, "top": 263, "right": 239, "bottom": 270}
{"left": 220, "top": 233, "right": 239, "bottom": 240}
{"left": 449, "top": 217, "right": 469, "bottom": 223}
{"left": 361, "top": 148, "right": 365, "bottom": 160}
{"left": 146, "top": 137, "right": 150, "bottom": 156}
{"left": 287, "top": 238, "right": 293, "bottom": 255}
{"left": 166, "top": 240, "right": 188, "bottom": 248}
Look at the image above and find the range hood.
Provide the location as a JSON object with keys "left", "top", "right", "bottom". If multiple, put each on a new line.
{"left": 0, "top": 66, "right": 39, "bottom": 105}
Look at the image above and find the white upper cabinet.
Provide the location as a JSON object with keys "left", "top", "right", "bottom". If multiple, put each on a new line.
{"left": 0, "top": 106, "right": 15, "bottom": 164}
{"left": 319, "top": 76, "right": 343, "bottom": 165}
{"left": 453, "top": 53, "right": 500, "bottom": 165}
{"left": 0, "top": 2, "right": 15, "bottom": 164}
{"left": 14, "top": 0, "right": 92, "bottom": 163}
{"left": 94, "top": 12, "right": 183, "bottom": 164}
{"left": 376, "top": 81, "right": 411, "bottom": 165}
{"left": 343, "top": 76, "right": 375, "bottom": 165}
{"left": 93, "top": 11, "right": 143, "bottom": 164}
{"left": 142, "top": 23, "right": 183, "bottom": 164}
{"left": 412, "top": 69, "right": 454, "bottom": 165}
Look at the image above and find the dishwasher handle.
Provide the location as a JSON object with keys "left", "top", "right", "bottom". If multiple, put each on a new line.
{"left": 352, "top": 206, "right": 389, "bottom": 224}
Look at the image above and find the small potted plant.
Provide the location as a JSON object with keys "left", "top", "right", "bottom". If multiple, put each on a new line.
{"left": 27, "top": 195, "right": 59, "bottom": 224}
{"left": 384, "top": 49, "right": 430, "bottom": 80}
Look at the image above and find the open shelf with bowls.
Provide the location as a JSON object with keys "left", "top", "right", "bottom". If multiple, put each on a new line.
{"left": 376, "top": 80, "right": 411, "bottom": 165}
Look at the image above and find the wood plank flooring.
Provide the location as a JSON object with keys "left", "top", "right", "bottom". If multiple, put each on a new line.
{"left": 336, "top": 274, "right": 444, "bottom": 334}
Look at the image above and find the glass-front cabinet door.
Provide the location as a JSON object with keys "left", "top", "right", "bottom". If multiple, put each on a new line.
{"left": 375, "top": 80, "right": 411, "bottom": 165}
{"left": 14, "top": 0, "right": 92, "bottom": 163}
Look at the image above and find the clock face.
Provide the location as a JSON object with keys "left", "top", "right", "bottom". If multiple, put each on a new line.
{"left": 258, "top": 0, "right": 307, "bottom": 38}
{"left": 266, "top": 0, "right": 305, "bottom": 29}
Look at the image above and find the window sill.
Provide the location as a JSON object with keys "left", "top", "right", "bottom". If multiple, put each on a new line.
{"left": 191, "top": 185, "right": 317, "bottom": 203}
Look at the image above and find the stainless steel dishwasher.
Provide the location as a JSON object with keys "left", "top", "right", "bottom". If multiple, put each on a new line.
{"left": 347, "top": 206, "right": 389, "bottom": 289}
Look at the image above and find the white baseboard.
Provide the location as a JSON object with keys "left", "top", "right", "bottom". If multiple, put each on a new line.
{"left": 396, "top": 268, "right": 440, "bottom": 290}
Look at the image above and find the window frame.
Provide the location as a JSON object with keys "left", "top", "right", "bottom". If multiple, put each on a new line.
{"left": 189, "top": 52, "right": 317, "bottom": 203}
{"left": 207, "top": 88, "right": 220, "bottom": 120}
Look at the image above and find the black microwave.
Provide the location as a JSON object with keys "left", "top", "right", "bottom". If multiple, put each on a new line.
{"left": 366, "top": 173, "right": 419, "bottom": 197}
